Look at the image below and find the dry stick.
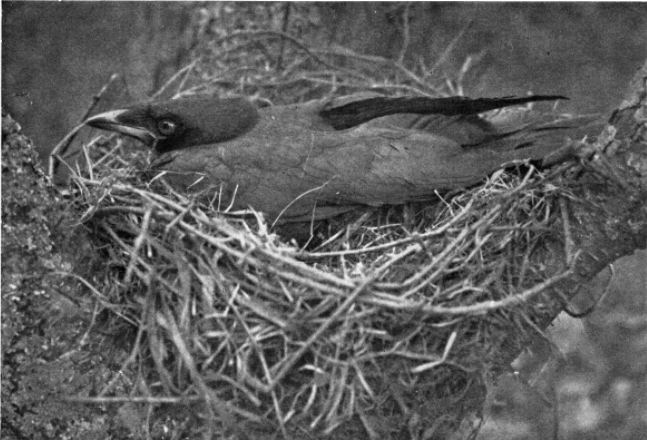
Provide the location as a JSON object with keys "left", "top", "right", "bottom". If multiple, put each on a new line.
{"left": 396, "top": 208, "right": 548, "bottom": 297}
{"left": 98, "top": 198, "right": 355, "bottom": 296}
{"left": 276, "top": 2, "right": 291, "bottom": 71}
{"left": 65, "top": 396, "right": 201, "bottom": 404}
{"left": 183, "top": 37, "right": 437, "bottom": 101}
{"left": 76, "top": 300, "right": 101, "bottom": 352}
{"left": 430, "top": 21, "right": 473, "bottom": 75}
{"left": 80, "top": 73, "right": 121, "bottom": 122}
{"left": 99, "top": 221, "right": 162, "bottom": 287}
{"left": 92, "top": 184, "right": 489, "bottom": 302}
{"left": 159, "top": 305, "right": 240, "bottom": 434}
{"left": 48, "top": 124, "right": 87, "bottom": 179}
{"left": 300, "top": 199, "right": 474, "bottom": 259}
{"left": 271, "top": 178, "right": 337, "bottom": 228}
{"left": 176, "top": 218, "right": 356, "bottom": 290}
{"left": 410, "top": 330, "right": 457, "bottom": 373}
{"left": 92, "top": 179, "right": 525, "bottom": 299}
{"left": 150, "top": 60, "right": 198, "bottom": 101}
{"left": 227, "top": 292, "right": 288, "bottom": 437}
{"left": 378, "top": 206, "right": 500, "bottom": 291}
{"left": 64, "top": 394, "right": 265, "bottom": 423}
{"left": 61, "top": 273, "right": 151, "bottom": 400}
{"left": 81, "top": 137, "right": 97, "bottom": 181}
{"left": 313, "top": 363, "right": 349, "bottom": 430}
{"left": 314, "top": 46, "right": 443, "bottom": 96}
{"left": 297, "top": 77, "right": 438, "bottom": 97}
{"left": 324, "top": 348, "right": 351, "bottom": 426}
{"left": 216, "top": 30, "right": 341, "bottom": 73}
{"left": 97, "top": 312, "right": 147, "bottom": 398}
{"left": 454, "top": 52, "right": 484, "bottom": 96}
{"left": 89, "top": 138, "right": 126, "bottom": 169}
{"left": 53, "top": 271, "right": 110, "bottom": 303}
{"left": 559, "top": 196, "right": 575, "bottom": 264}
{"left": 55, "top": 267, "right": 137, "bottom": 329}
{"left": 268, "top": 243, "right": 420, "bottom": 390}
{"left": 203, "top": 370, "right": 262, "bottom": 408}
{"left": 397, "top": 3, "right": 412, "bottom": 65}
{"left": 49, "top": 73, "right": 120, "bottom": 179}
{"left": 174, "top": 60, "right": 199, "bottom": 97}
{"left": 124, "top": 206, "right": 153, "bottom": 284}
{"left": 364, "top": 266, "right": 576, "bottom": 315}
{"left": 398, "top": 232, "right": 476, "bottom": 298}
{"left": 308, "top": 211, "right": 371, "bottom": 254}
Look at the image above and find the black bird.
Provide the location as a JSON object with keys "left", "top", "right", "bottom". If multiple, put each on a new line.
{"left": 86, "top": 93, "right": 570, "bottom": 222}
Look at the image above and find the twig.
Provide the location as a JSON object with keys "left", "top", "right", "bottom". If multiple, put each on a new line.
{"left": 63, "top": 396, "right": 201, "bottom": 404}
{"left": 80, "top": 73, "right": 120, "bottom": 122}
{"left": 300, "top": 200, "right": 474, "bottom": 258}
{"left": 49, "top": 74, "right": 120, "bottom": 178}
{"left": 559, "top": 197, "right": 575, "bottom": 264}
{"left": 151, "top": 60, "right": 199, "bottom": 101}
{"left": 216, "top": 30, "right": 341, "bottom": 73}
{"left": 430, "top": 21, "right": 473, "bottom": 74}
{"left": 48, "top": 123, "right": 87, "bottom": 179}
{"left": 365, "top": 267, "right": 576, "bottom": 315}
{"left": 270, "top": 244, "right": 420, "bottom": 389}
{"left": 397, "top": 3, "right": 412, "bottom": 65}
{"left": 276, "top": 3, "right": 292, "bottom": 71}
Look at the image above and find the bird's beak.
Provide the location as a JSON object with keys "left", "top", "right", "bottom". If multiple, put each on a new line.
{"left": 85, "top": 109, "right": 157, "bottom": 146}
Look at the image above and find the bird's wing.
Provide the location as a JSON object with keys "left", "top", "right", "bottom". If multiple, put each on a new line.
{"left": 318, "top": 95, "right": 567, "bottom": 130}
{"left": 317, "top": 94, "right": 496, "bottom": 144}
{"left": 287, "top": 128, "right": 516, "bottom": 208}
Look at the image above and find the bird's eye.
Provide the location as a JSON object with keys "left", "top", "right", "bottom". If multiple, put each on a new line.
{"left": 157, "top": 119, "right": 177, "bottom": 136}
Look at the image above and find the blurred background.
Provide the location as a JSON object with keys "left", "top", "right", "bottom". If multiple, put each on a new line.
{"left": 2, "top": 2, "right": 646, "bottom": 439}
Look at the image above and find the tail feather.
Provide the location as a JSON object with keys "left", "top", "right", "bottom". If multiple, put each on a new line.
{"left": 320, "top": 95, "right": 567, "bottom": 130}
{"left": 481, "top": 113, "right": 602, "bottom": 160}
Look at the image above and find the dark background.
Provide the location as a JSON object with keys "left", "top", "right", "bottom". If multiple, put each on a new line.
{"left": 2, "top": 2, "right": 646, "bottom": 439}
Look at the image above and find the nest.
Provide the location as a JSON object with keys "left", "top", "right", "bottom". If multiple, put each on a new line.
{"left": 66, "top": 22, "right": 576, "bottom": 440}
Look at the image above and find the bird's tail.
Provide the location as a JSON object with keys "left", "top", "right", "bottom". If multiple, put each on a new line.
{"left": 321, "top": 95, "right": 568, "bottom": 130}
{"left": 477, "top": 112, "right": 602, "bottom": 164}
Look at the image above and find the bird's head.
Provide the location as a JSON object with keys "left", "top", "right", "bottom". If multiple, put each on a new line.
{"left": 85, "top": 97, "right": 260, "bottom": 153}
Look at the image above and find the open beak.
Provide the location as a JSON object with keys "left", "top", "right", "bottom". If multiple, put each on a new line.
{"left": 85, "top": 109, "right": 157, "bottom": 146}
